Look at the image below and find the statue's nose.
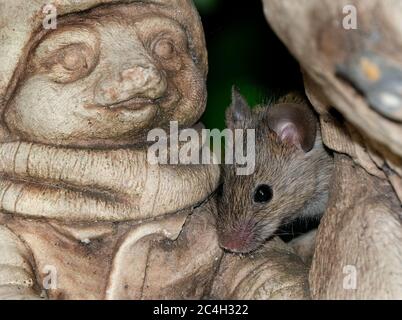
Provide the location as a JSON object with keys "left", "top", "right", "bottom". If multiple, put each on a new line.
{"left": 95, "top": 64, "right": 167, "bottom": 106}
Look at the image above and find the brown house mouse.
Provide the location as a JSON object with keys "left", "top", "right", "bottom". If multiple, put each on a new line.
{"left": 216, "top": 88, "right": 334, "bottom": 254}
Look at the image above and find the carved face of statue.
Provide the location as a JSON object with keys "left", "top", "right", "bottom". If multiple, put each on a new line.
{"left": 4, "top": 3, "right": 207, "bottom": 147}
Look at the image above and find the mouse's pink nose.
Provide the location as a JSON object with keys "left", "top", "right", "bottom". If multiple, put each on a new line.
{"left": 219, "top": 225, "right": 254, "bottom": 253}
{"left": 220, "top": 237, "right": 250, "bottom": 253}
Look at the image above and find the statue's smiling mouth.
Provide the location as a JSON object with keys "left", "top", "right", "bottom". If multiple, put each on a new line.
{"left": 107, "top": 96, "right": 156, "bottom": 110}
{"left": 107, "top": 88, "right": 182, "bottom": 111}
{"left": 84, "top": 96, "right": 163, "bottom": 111}
{"left": 85, "top": 88, "right": 181, "bottom": 112}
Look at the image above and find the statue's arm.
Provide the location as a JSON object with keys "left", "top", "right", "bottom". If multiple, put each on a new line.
{"left": 211, "top": 237, "right": 311, "bottom": 299}
{"left": 0, "top": 224, "right": 43, "bottom": 299}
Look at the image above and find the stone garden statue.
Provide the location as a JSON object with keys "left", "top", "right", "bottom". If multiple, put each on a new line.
{"left": 0, "top": 0, "right": 309, "bottom": 299}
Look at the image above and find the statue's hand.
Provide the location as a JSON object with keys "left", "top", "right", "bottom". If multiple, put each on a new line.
{"left": 0, "top": 225, "right": 43, "bottom": 300}
{"left": 0, "top": 285, "right": 46, "bottom": 300}
{"left": 211, "top": 237, "right": 311, "bottom": 300}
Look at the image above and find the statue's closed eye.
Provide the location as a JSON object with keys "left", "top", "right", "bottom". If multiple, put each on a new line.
{"left": 150, "top": 35, "right": 185, "bottom": 72}
{"left": 153, "top": 38, "right": 176, "bottom": 60}
{"left": 41, "top": 43, "right": 98, "bottom": 83}
{"left": 57, "top": 45, "right": 89, "bottom": 71}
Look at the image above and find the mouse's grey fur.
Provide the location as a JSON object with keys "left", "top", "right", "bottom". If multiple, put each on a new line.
{"left": 216, "top": 89, "right": 334, "bottom": 254}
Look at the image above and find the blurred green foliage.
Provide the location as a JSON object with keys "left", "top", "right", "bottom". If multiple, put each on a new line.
{"left": 194, "top": 0, "right": 303, "bottom": 130}
{"left": 193, "top": 0, "right": 219, "bottom": 14}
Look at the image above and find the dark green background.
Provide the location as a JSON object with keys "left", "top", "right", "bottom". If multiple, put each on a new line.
{"left": 194, "top": 0, "right": 303, "bottom": 130}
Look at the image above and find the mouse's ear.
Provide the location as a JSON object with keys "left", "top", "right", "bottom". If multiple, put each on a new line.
{"left": 226, "top": 86, "right": 252, "bottom": 129}
{"left": 266, "top": 103, "right": 317, "bottom": 152}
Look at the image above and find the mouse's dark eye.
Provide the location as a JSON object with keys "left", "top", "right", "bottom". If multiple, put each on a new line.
{"left": 253, "top": 184, "right": 273, "bottom": 203}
